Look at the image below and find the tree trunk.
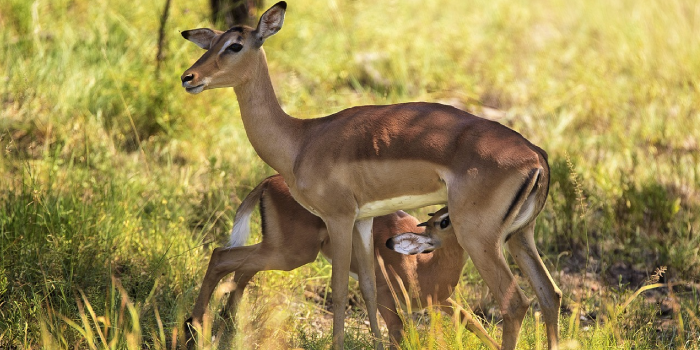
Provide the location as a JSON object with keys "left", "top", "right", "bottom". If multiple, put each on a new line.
{"left": 210, "top": 0, "right": 263, "bottom": 27}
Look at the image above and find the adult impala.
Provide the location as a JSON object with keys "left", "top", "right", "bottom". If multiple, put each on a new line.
{"left": 186, "top": 175, "right": 500, "bottom": 349}
{"left": 180, "top": 2, "right": 561, "bottom": 349}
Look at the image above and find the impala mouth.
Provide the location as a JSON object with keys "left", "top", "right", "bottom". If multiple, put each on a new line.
{"left": 184, "top": 84, "right": 205, "bottom": 94}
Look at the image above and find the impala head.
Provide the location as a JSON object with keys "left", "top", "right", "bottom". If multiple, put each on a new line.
{"left": 386, "top": 207, "right": 452, "bottom": 255}
{"left": 180, "top": 1, "right": 287, "bottom": 94}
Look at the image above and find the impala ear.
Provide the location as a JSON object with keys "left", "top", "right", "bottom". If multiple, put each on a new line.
{"left": 386, "top": 232, "right": 437, "bottom": 255}
{"left": 181, "top": 28, "right": 223, "bottom": 50}
{"left": 253, "top": 1, "right": 287, "bottom": 47}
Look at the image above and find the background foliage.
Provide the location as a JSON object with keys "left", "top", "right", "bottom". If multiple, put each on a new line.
{"left": 1, "top": 0, "right": 699, "bottom": 348}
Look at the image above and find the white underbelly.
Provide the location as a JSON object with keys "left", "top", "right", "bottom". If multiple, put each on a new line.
{"left": 357, "top": 187, "right": 448, "bottom": 219}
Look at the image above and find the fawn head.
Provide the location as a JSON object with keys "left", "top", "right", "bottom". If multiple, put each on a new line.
{"left": 386, "top": 207, "right": 452, "bottom": 255}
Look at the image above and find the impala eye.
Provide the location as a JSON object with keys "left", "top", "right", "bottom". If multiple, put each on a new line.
{"left": 226, "top": 43, "right": 243, "bottom": 53}
{"left": 439, "top": 217, "right": 450, "bottom": 229}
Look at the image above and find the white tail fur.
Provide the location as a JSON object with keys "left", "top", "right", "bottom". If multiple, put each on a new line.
{"left": 228, "top": 181, "right": 266, "bottom": 247}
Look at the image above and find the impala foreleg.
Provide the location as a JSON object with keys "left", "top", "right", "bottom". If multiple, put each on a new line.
{"left": 506, "top": 222, "right": 561, "bottom": 350}
{"left": 325, "top": 217, "right": 356, "bottom": 350}
{"left": 352, "top": 218, "right": 384, "bottom": 349}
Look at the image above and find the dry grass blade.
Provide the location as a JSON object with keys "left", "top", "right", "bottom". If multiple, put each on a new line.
{"left": 115, "top": 279, "right": 142, "bottom": 348}
{"left": 153, "top": 302, "right": 167, "bottom": 349}
{"left": 376, "top": 253, "right": 407, "bottom": 348}
{"left": 79, "top": 289, "right": 109, "bottom": 349}
{"left": 446, "top": 297, "right": 500, "bottom": 350}
{"left": 619, "top": 283, "right": 666, "bottom": 312}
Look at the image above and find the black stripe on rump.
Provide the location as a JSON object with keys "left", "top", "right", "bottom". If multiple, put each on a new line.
{"left": 503, "top": 168, "right": 540, "bottom": 233}
{"left": 259, "top": 184, "right": 269, "bottom": 238}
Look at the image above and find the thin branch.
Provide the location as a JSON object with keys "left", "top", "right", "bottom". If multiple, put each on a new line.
{"left": 156, "top": 0, "right": 172, "bottom": 77}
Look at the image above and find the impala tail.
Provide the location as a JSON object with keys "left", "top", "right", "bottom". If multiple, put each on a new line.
{"left": 228, "top": 179, "right": 267, "bottom": 247}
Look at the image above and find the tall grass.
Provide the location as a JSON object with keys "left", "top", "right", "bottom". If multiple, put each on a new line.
{"left": 1, "top": 0, "right": 699, "bottom": 348}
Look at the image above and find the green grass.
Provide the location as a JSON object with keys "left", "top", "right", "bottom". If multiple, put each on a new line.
{"left": 1, "top": 0, "right": 699, "bottom": 348}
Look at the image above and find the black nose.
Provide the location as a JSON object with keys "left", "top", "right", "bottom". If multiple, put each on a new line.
{"left": 181, "top": 74, "right": 194, "bottom": 83}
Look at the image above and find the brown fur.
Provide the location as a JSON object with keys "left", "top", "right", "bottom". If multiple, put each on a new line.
{"left": 186, "top": 175, "right": 499, "bottom": 349}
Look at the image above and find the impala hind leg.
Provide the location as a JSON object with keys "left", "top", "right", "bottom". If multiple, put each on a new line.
{"left": 186, "top": 245, "right": 260, "bottom": 347}
{"left": 186, "top": 243, "right": 317, "bottom": 347}
{"left": 220, "top": 272, "right": 256, "bottom": 322}
{"left": 506, "top": 222, "right": 561, "bottom": 350}
{"left": 187, "top": 245, "right": 260, "bottom": 333}
{"left": 448, "top": 199, "right": 530, "bottom": 349}
{"left": 352, "top": 218, "right": 384, "bottom": 349}
{"left": 462, "top": 239, "right": 529, "bottom": 350}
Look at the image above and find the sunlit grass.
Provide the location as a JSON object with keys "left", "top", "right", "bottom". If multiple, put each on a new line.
{"left": 2, "top": 0, "right": 699, "bottom": 348}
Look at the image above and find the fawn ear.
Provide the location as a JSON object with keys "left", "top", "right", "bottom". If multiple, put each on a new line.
{"left": 253, "top": 1, "right": 287, "bottom": 47}
{"left": 181, "top": 28, "right": 222, "bottom": 50}
{"left": 386, "top": 232, "right": 436, "bottom": 255}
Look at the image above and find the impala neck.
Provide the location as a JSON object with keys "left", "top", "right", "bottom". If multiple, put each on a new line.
{"left": 233, "top": 49, "right": 300, "bottom": 174}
